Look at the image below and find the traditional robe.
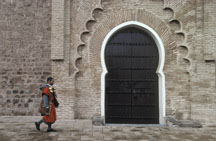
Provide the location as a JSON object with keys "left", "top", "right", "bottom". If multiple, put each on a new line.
{"left": 41, "top": 85, "right": 57, "bottom": 124}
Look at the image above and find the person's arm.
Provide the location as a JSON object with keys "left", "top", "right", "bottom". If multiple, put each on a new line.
{"left": 43, "top": 94, "right": 49, "bottom": 108}
{"left": 42, "top": 86, "right": 51, "bottom": 108}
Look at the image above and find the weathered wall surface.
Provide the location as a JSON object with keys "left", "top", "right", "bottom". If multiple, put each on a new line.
{"left": 0, "top": 0, "right": 52, "bottom": 115}
{"left": 71, "top": 0, "right": 190, "bottom": 120}
{"left": 0, "top": 0, "right": 215, "bottom": 124}
{"left": 70, "top": 0, "right": 102, "bottom": 119}
{"left": 190, "top": 0, "right": 216, "bottom": 123}
{"left": 68, "top": 0, "right": 215, "bottom": 123}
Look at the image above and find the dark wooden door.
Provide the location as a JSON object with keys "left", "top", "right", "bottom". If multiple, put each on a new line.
{"left": 105, "top": 27, "right": 159, "bottom": 124}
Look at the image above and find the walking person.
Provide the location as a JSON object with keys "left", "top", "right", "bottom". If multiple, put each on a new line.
{"left": 35, "top": 77, "right": 58, "bottom": 132}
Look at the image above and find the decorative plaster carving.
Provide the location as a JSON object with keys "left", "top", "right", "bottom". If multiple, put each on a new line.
{"left": 74, "top": 4, "right": 103, "bottom": 77}
{"left": 163, "top": 0, "right": 191, "bottom": 74}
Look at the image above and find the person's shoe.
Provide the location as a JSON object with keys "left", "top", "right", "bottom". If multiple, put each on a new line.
{"left": 35, "top": 122, "right": 40, "bottom": 131}
{"left": 47, "top": 128, "right": 57, "bottom": 132}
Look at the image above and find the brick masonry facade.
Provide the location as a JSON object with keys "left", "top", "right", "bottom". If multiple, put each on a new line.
{"left": 0, "top": 0, "right": 51, "bottom": 115}
{"left": 0, "top": 0, "right": 215, "bottom": 124}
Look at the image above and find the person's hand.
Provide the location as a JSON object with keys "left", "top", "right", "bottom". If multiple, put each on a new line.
{"left": 45, "top": 107, "right": 50, "bottom": 115}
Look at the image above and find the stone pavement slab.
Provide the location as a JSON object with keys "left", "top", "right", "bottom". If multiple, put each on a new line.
{"left": 0, "top": 116, "right": 216, "bottom": 141}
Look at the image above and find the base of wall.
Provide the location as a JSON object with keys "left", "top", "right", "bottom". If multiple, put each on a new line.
{"left": 92, "top": 116, "right": 104, "bottom": 126}
{"left": 92, "top": 116, "right": 203, "bottom": 128}
{"left": 166, "top": 116, "right": 203, "bottom": 128}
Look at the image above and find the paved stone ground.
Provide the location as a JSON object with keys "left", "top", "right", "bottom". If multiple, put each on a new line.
{"left": 0, "top": 116, "right": 216, "bottom": 141}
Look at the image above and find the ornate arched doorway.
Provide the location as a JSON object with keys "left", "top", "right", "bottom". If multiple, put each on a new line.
{"left": 104, "top": 26, "right": 159, "bottom": 124}
{"left": 101, "top": 21, "right": 166, "bottom": 124}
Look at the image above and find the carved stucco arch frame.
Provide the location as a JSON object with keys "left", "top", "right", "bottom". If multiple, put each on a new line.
{"left": 89, "top": 9, "right": 177, "bottom": 124}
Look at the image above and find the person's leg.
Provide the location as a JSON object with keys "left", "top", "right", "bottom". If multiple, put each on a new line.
{"left": 48, "top": 123, "right": 51, "bottom": 129}
{"left": 35, "top": 119, "right": 44, "bottom": 131}
{"left": 38, "top": 119, "right": 44, "bottom": 124}
{"left": 47, "top": 123, "right": 57, "bottom": 132}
